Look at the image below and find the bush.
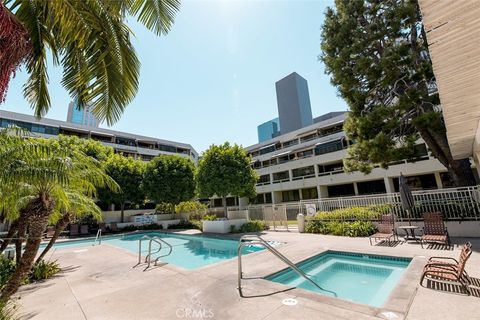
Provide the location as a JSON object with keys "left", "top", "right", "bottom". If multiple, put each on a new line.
{"left": 0, "top": 302, "right": 19, "bottom": 320}
{"left": 305, "top": 220, "right": 376, "bottom": 237}
{"left": 202, "top": 214, "right": 217, "bottom": 221}
{"left": 30, "top": 260, "right": 61, "bottom": 281}
{"left": 0, "top": 257, "right": 61, "bottom": 289}
{"left": 238, "top": 220, "right": 268, "bottom": 233}
{"left": 175, "top": 201, "right": 208, "bottom": 214}
{"left": 167, "top": 220, "right": 202, "bottom": 230}
{"left": 312, "top": 206, "right": 385, "bottom": 221}
{"left": 155, "top": 203, "right": 175, "bottom": 214}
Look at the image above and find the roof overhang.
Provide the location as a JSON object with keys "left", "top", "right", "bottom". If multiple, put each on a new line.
{"left": 419, "top": 0, "right": 480, "bottom": 159}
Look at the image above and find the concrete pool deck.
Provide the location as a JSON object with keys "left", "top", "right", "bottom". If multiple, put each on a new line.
{"left": 15, "top": 231, "right": 480, "bottom": 320}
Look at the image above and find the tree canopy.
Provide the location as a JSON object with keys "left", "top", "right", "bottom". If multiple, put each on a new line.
{"left": 320, "top": 0, "right": 475, "bottom": 186}
{"left": 196, "top": 143, "right": 257, "bottom": 210}
{"left": 143, "top": 155, "right": 196, "bottom": 207}
{"left": 98, "top": 154, "right": 145, "bottom": 221}
{"left": 1, "top": 0, "right": 180, "bottom": 124}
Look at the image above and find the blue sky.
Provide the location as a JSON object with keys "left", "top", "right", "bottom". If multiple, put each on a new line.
{"left": 2, "top": 0, "right": 347, "bottom": 153}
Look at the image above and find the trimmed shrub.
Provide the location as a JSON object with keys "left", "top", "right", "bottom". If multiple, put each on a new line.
{"left": 30, "top": 260, "right": 61, "bottom": 281}
{"left": 238, "top": 220, "right": 268, "bottom": 233}
{"left": 175, "top": 201, "right": 207, "bottom": 214}
{"left": 167, "top": 220, "right": 201, "bottom": 230}
{"left": 202, "top": 214, "right": 217, "bottom": 221}
{"left": 312, "top": 206, "right": 388, "bottom": 221}
{"left": 305, "top": 220, "right": 376, "bottom": 237}
{"left": 120, "top": 223, "right": 163, "bottom": 232}
{"left": 155, "top": 202, "right": 175, "bottom": 214}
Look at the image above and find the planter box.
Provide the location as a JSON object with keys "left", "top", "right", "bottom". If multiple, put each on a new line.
{"left": 202, "top": 219, "right": 247, "bottom": 233}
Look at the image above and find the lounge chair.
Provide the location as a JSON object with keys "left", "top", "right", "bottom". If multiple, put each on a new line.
{"left": 369, "top": 214, "right": 397, "bottom": 245}
{"left": 420, "top": 243, "right": 472, "bottom": 293}
{"left": 70, "top": 224, "right": 79, "bottom": 237}
{"left": 98, "top": 223, "right": 107, "bottom": 233}
{"left": 45, "top": 226, "right": 55, "bottom": 238}
{"left": 421, "top": 212, "right": 450, "bottom": 248}
{"left": 80, "top": 225, "right": 89, "bottom": 235}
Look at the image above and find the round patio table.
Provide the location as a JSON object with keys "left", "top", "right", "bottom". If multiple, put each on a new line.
{"left": 398, "top": 225, "right": 420, "bottom": 242}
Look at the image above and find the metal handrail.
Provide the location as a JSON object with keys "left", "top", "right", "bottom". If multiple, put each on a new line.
{"left": 93, "top": 229, "right": 102, "bottom": 245}
{"left": 237, "top": 235, "right": 337, "bottom": 297}
{"left": 135, "top": 235, "right": 173, "bottom": 270}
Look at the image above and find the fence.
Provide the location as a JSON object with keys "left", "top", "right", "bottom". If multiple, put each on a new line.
{"left": 246, "top": 186, "right": 480, "bottom": 221}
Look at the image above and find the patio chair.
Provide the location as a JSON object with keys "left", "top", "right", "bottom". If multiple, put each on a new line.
{"left": 369, "top": 214, "right": 397, "bottom": 245}
{"left": 98, "top": 223, "right": 107, "bottom": 233}
{"left": 420, "top": 212, "right": 450, "bottom": 248}
{"left": 69, "top": 224, "right": 79, "bottom": 237}
{"left": 45, "top": 226, "right": 55, "bottom": 238}
{"left": 80, "top": 225, "right": 89, "bottom": 235}
{"left": 420, "top": 243, "right": 472, "bottom": 294}
{"left": 426, "top": 242, "right": 472, "bottom": 279}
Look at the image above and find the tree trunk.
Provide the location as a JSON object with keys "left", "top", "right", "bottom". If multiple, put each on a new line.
{"left": 120, "top": 202, "right": 125, "bottom": 223}
{"left": 35, "top": 213, "right": 71, "bottom": 264}
{"left": 222, "top": 196, "right": 227, "bottom": 218}
{"left": 418, "top": 128, "right": 476, "bottom": 187}
{"left": 0, "top": 195, "right": 54, "bottom": 304}
{"left": 0, "top": 221, "right": 18, "bottom": 254}
{"left": 15, "top": 216, "right": 27, "bottom": 266}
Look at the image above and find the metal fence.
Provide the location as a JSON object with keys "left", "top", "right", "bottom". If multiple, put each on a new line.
{"left": 245, "top": 186, "right": 480, "bottom": 221}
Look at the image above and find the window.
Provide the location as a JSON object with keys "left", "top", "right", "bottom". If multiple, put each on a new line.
{"left": 318, "top": 162, "right": 344, "bottom": 175}
{"left": 115, "top": 137, "right": 136, "bottom": 146}
{"left": 282, "top": 190, "right": 300, "bottom": 202}
{"left": 273, "top": 171, "right": 289, "bottom": 182}
{"left": 282, "top": 139, "right": 299, "bottom": 148}
{"left": 257, "top": 174, "right": 270, "bottom": 184}
{"left": 392, "top": 174, "right": 437, "bottom": 191}
{"left": 314, "top": 140, "right": 344, "bottom": 155}
{"left": 159, "top": 144, "right": 176, "bottom": 153}
{"left": 259, "top": 144, "right": 276, "bottom": 155}
{"left": 319, "top": 124, "right": 343, "bottom": 137}
{"left": 357, "top": 180, "right": 386, "bottom": 195}
{"left": 296, "top": 149, "right": 313, "bottom": 159}
{"left": 292, "top": 166, "right": 315, "bottom": 179}
{"left": 327, "top": 184, "right": 355, "bottom": 197}
{"left": 265, "top": 193, "right": 272, "bottom": 204}
{"left": 302, "top": 187, "right": 318, "bottom": 200}
{"left": 226, "top": 197, "right": 237, "bottom": 206}
{"left": 300, "top": 132, "right": 318, "bottom": 143}
{"left": 253, "top": 193, "right": 265, "bottom": 205}
{"left": 213, "top": 198, "right": 223, "bottom": 207}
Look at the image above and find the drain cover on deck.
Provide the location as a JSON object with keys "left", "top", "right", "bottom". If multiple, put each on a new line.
{"left": 282, "top": 298, "right": 298, "bottom": 306}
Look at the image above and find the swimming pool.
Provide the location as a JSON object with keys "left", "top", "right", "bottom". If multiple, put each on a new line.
{"left": 265, "top": 251, "right": 411, "bottom": 307}
{"left": 43, "top": 232, "right": 264, "bottom": 270}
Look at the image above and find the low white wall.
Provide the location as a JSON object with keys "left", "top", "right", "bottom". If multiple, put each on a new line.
{"left": 202, "top": 219, "right": 247, "bottom": 233}
{"left": 395, "top": 221, "right": 480, "bottom": 238}
{"left": 102, "top": 210, "right": 154, "bottom": 223}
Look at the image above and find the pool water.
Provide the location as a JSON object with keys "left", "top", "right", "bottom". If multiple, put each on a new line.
{"left": 43, "top": 232, "right": 263, "bottom": 270}
{"left": 265, "top": 251, "right": 411, "bottom": 307}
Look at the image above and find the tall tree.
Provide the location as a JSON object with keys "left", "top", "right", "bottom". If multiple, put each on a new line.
{"left": 143, "top": 155, "right": 195, "bottom": 209}
{"left": 98, "top": 154, "right": 145, "bottom": 222}
{"left": 0, "top": 133, "right": 118, "bottom": 303}
{"left": 320, "top": 0, "right": 475, "bottom": 186}
{"left": 197, "top": 143, "right": 257, "bottom": 215}
{"left": 0, "top": 0, "right": 180, "bottom": 125}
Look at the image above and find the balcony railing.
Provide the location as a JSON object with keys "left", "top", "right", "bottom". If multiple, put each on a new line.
{"left": 246, "top": 186, "right": 480, "bottom": 221}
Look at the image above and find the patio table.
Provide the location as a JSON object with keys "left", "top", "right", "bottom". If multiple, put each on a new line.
{"left": 398, "top": 225, "right": 420, "bottom": 243}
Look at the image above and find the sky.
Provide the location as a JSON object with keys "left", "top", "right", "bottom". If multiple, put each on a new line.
{"left": 2, "top": 0, "right": 347, "bottom": 153}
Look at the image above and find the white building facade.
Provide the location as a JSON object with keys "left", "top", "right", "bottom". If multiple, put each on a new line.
{"left": 245, "top": 113, "right": 472, "bottom": 206}
{"left": 0, "top": 110, "right": 198, "bottom": 162}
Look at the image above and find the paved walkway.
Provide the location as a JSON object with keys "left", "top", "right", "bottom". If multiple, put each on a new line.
{"left": 15, "top": 231, "right": 480, "bottom": 320}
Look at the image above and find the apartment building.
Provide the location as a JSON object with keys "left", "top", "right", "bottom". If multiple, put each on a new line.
{"left": 246, "top": 112, "right": 462, "bottom": 205}
{"left": 0, "top": 110, "right": 198, "bottom": 162}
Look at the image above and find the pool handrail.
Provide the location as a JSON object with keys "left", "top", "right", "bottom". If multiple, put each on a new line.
{"left": 135, "top": 235, "right": 173, "bottom": 270}
{"left": 93, "top": 229, "right": 102, "bottom": 246}
{"left": 237, "top": 234, "right": 337, "bottom": 298}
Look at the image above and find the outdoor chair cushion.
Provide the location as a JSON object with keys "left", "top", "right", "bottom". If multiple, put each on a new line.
{"left": 422, "top": 234, "right": 447, "bottom": 242}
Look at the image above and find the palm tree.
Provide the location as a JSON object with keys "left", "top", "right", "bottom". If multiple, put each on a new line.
{"left": 0, "top": 132, "right": 118, "bottom": 303}
{"left": 0, "top": 0, "right": 180, "bottom": 124}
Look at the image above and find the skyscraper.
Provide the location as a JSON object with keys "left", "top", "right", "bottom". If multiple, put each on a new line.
{"left": 257, "top": 118, "right": 280, "bottom": 142}
{"left": 275, "top": 72, "right": 313, "bottom": 134}
{"left": 67, "top": 101, "right": 100, "bottom": 127}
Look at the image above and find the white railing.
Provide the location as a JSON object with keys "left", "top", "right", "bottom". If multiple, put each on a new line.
{"left": 246, "top": 186, "right": 480, "bottom": 221}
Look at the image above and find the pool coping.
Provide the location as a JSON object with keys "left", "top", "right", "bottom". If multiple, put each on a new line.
{"left": 254, "top": 246, "right": 425, "bottom": 320}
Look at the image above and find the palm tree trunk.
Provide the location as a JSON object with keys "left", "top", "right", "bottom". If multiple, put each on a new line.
{"left": 222, "top": 196, "right": 227, "bottom": 218}
{"left": 15, "top": 216, "right": 27, "bottom": 266}
{"left": 0, "top": 221, "right": 18, "bottom": 254}
{"left": 0, "top": 196, "right": 54, "bottom": 304}
{"left": 35, "top": 213, "right": 70, "bottom": 264}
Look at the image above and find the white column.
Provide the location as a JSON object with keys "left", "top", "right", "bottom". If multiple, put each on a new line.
{"left": 384, "top": 177, "right": 394, "bottom": 193}
{"left": 353, "top": 182, "right": 359, "bottom": 196}
{"left": 434, "top": 172, "right": 443, "bottom": 189}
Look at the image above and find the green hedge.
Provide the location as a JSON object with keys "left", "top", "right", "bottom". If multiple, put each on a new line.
{"left": 230, "top": 220, "right": 268, "bottom": 233}
{"left": 312, "top": 205, "right": 390, "bottom": 221}
{"left": 305, "top": 220, "right": 377, "bottom": 237}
